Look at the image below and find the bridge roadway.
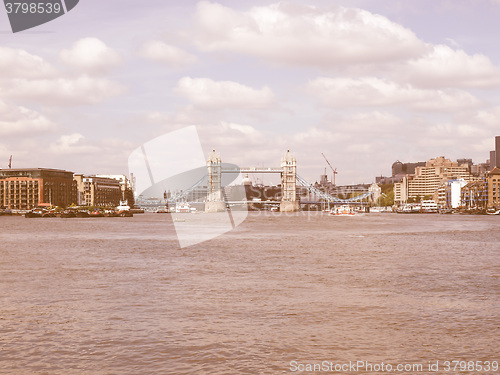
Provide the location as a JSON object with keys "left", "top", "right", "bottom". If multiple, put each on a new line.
{"left": 221, "top": 167, "right": 283, "bottom": 174}
{"left": 226, "top": 201, "right": 368, "bottom": 206}
{"left": 138, "top": 200, "right": 367, "bottom": 207}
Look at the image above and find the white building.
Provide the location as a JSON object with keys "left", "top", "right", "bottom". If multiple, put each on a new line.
{"left": 449, "top": 179, "right": 468, "bottom": 208}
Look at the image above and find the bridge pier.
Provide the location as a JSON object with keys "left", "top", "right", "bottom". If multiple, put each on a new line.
{"left": 205, "top": 150, "right": 226, "bottom": 213}
{"left": 205, "top": 201, "right": 226, "bottom": 212}
{"left": 280, "top": 150, "right": 299, "bottom": 212}
{"left": 280, "top": 201, "right": 300, "bottom": 212}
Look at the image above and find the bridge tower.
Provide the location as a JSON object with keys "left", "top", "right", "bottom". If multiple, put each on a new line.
{"left": 205, "top": 149, "right": 226, "bottom": 212}
{"left": 280, "top": 150, "right": 300, "bottom": 212}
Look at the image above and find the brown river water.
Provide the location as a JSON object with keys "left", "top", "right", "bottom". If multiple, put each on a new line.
{"left": 0, "top": 212, "right": 499, "bottom": 374}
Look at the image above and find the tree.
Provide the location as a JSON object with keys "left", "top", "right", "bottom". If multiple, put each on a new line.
{"left": 379, "top": 183, "right": 395, "bottom": 206}
{"left": 381, "top": 190, "right": 394, "bottom": 206}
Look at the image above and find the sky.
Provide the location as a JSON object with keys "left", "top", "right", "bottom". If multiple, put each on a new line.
{"left": 1, "top": 0, "right": 500, "bottom": 186}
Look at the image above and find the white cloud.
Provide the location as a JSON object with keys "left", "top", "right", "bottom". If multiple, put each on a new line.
{"left": 141, "top": 41, "right": 197, "bottom": 68}
{"left": 289, "top": 125, "right": 393, "bottom": 183}
{"left": 195, "top": 122, "right": 279, "bottom": 169}
{"left": 293, "top": 111, "right": 403, "bottom": 148}
{"left": 307, "top": 77, "right": 482, "bottom": 111}
{"left": 174, "top": 77, "right": 275, "bottom": 109}
{"left": 220, "top": 121, "right": 260, "bottom": 136}
{"left": 457, "top": 106, "right": 500, "bottom": 128}
{"left": 49, "top": 133, "right": 100, "bottom": 154}
{"left": 292, "top": 126, "right": 350, "bottom": 145}
{"left": 139, "top": 110, "right": 280, "bottom": 172}
{"left": 419, "top": 119, "right": 494, "bottom": 160}
{"left": 193, "top": 1, "right": 428, "bottom": 68}
{"left": 401, "top": 45, "right": 500, "bottom": 88}
{"left": 7, "top": 76, "right": 125, "bottom": 106}
{"left": 0, "top": 47, "right": 55, "bottom": 79}
{"left": 339, "top": 111, "right": 403, "bottom": 135}
{"left": 59, "top": 38, "right": 122, "bottom": 73}
{"left": 192, "top": 2, "right": 500, "bottom": 90}
{"left": 444, "top": 38, "right": 460, "bottom": 48}
{"left": 0, "top": 43, "right": 125, "bottom": 106}
{"left": 0, "top": 100, "right": 56, "bottom": 136}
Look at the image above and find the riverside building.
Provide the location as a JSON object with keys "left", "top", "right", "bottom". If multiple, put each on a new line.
{"left": 0, "top": 168, "right": 77, "bottom": 210}
{"left": 487, "top": 167, "right": 500, "bottom": 208}
{"left": 74, "top": 175, "right": 122, "bottom": 207}
{"left": 461, "top": 179, "right": 488, "bottom": 209}
{"left": 394, "top": 157, "right": 472, "bottom": 206}
{"left": 94, "top": 174, "right": 135, "bottom": 207}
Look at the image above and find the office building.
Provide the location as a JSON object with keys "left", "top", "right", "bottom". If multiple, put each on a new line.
{"left": 0, "top": 168, "right": 77, "bottom": 210}
{"left": 487, "top": 167, "right": 500, "bottom": 208}
{"left": 74, "top": 175, "right": 122, "bottom": 207}
{"left": 393, "top": 157, "right": 472, "bottom": 205}
{"left": 94, "top": 174, "right": 135, "bottom": 207}
{"left": 392, "top": 160, "right": 426, "bottom": 178}
{"left": 496, "top": 136, "right": 500, "bottom": 169}
{"left": 461, "top": 179, "right": 488, "bottom": 209}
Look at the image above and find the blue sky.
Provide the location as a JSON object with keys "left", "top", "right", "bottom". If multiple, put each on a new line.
{"left": 1, "top": 0, "right": 500, "bottom": 185}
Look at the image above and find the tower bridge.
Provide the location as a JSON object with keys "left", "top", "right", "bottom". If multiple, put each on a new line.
{"left": 206, "top": 150, "right": 299, "bottom": 212}
{"left": 164, "top": 149, "right": 373, "bottom": 212}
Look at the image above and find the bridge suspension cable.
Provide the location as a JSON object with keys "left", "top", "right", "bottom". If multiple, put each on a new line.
{"left": 296, "top": 174, "right": 373, "bottom": 203}
{"left": 167, "top": 174, "right": 207, "bottom": 202}
{"left": 296, "top": 174, "right": 343, "bottom": 202}
{"left": 164, "top": 172, "right": 373, "bottom": 203}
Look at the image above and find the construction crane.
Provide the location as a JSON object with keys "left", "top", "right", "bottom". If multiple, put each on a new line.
{"left": 321, "top": 153, "right": 337, "bottom": 186}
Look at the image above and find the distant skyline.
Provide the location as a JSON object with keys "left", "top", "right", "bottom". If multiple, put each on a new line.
{"left": 1, "top": 1, "right": 500, "bottom": 185}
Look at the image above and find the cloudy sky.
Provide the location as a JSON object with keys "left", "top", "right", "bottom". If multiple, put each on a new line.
{"left": 1, "top": 0, "right": 500, "bottom": 185}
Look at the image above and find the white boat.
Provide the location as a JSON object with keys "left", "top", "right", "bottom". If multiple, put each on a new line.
{"left": 421, "top": 200, "right": 438, "bottom": 213}
{"left": 329, "top": 205, "right": 356, "bottom": 216}
{"left": 115, "top": 200, "right": 133, "bottom": 216}
{"left": 116, "top": 200, "right": 130, "bottom": 211}
{"left": 396, "top": 204, "right": 421, "bottom": 213}
{"left": 175, "top": 202, "right": 191, "bottom": 213}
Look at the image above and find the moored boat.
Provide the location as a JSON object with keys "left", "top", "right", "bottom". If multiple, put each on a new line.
{"left": 76, "top": 210, "right": 90, "bottom": 218}
{"left": 25, "top": 208, "right": 45, "bottom": 218}
{"left": 116, "top": 200, "right": 133, "bottom": 217}
{"left": 175, "top": 202, "right": 191, "bottom": 213}
{"left": 395, "top": 204, "right": 421, "bottom": 213}
{"left": 60, "top": 210, "right": 77, "bottom": 218}
{"left": 104, "top": 210, "right": 120, "bottom": 217}
{"left": 329, "top": 205, "right": 356, "bottom": 216}
{"left": 89, "top": 209, "right": 105, "bottom": 217}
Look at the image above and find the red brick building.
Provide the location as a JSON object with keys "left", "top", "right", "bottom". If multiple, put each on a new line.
{"left": 0, "top": 168, "right": 77, "bottom": 210}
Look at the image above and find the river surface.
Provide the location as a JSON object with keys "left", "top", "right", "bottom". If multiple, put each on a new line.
{"left": 0, "top": 212, "right": 499, "bottom": 374}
